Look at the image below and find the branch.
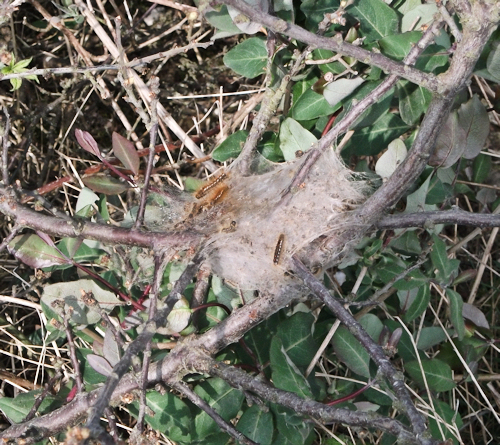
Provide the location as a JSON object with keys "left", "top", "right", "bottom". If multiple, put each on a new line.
{"left": 203, "top": 358, "right": 429, "bottom": 445}
{"left": 377, "top": 208, "right": 500, "bottom": 230}
{"left": 290, "top": 256, "right": 432, "bottom": 444}
{"left": 85, "top": 252, "right": 204, "bottom": 436}
{"left": 0, "top": 186, "right": 200, "bottom": 250}
{"left": 302, "top": 3, "right": 500, "bottom": 267}
{"left": 280, "top": 17, "right": 444, "bottom": 204}
{"left": 0, "top": 282, "right": 303, "bottom": 442}
{"left": 172, "top": 381, "right": 258, "bottom": 445}
{"left": 215, "top": 0, "right": 439, "bottom": 93}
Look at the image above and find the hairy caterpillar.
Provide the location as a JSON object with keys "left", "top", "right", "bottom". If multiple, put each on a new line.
{"left": 273, "top": 234, "right": 285, "bottom": 265}
{"left": 195, "top": 173, "right": 227, "bottom": 199}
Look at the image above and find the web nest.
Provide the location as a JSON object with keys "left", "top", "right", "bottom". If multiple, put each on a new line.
{"left": 150, "top": 149, "right": 367, "bottom": 295}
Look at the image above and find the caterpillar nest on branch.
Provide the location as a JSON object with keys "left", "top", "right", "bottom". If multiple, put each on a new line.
{"left": 148, "top": 149, "right": 367, "bottom": 294}
{"left": 187, "top": 149, "right": 366, "bottom": 293}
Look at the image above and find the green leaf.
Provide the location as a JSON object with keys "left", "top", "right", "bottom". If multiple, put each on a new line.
{"left": 472, "top": 153, "right": 492, "bottom": 184}
{"left": 401, "top": 3, "right": 438, "bottom": 33}
{"left": 242, "top": 313, "right": 280, "bottom": 367}
{"left": 426, "top": 176, "right": 454, "bottom": 205}
{"left": 379, "top": 31, "right": 422, "bottom": 60}
{"left": 112, "top": 132, "right": 140, "bottom": 175}
{"left": 486, "top": 41, "right": 500, "bottom": 81}
{"left": 405, "top": 359, "right": 456, "bottom": 392}
{"left": 291, "top": 89, "right": 341, "bottom": 120}
{"left": 223, "top": 37, "right": 267, "bottom": 78}
{"left": 258, "top": 131, "right": 284, "bottom": 162}
{"left": 7, "top": 233, "right": 67, "bottom": 269}
{"left": 417, "top": 326, "right": 449, "bottom": 350}
{"left": 204, "top": 5, "right": 241, "bottom": 36}
{"left": 9, "top": 77, "right": 22, "bottom": 91}
{"left": 404, "top": 172, "right": 438, "bottom": 215}
{"left": 347, "top": 0, "right": 399, "bottom": 41}
{"left": 323, "top": 77, "right": 365, "bottom": 107}
{"left": 447, "top": 289, "right": 465, "bottom": 340}
{"left": 13, "top": 57, "right": 32, "bottom": 70}
{"left": 398, "top": 80, "right": 432, "bottom": 125}
{"left": 343, "top": 113, "right": 409, "bottom": 156}
{"left": 428, "top": 399, "right": 463, "bottom": 444}
{"left": 227, "top": 0, "right": 266, "bottom": 34}
{"left": 428, "top": 111, "right": 467, "bottom": 168}
{"left": 311, "top": 48, "right": 348, "bottom": 75}
{"left": 276, "top": 312, "right": 318, "bottom": 367}
{"left": 82, "top": 175, "right": 130, "bottom": 195}
{"left": 270, "top": 336, "right": 313, "bottom": 398}
{"left": 430, "top": 234, "right": 460, "bottom": 285}
{"left": 338, "top": 80, "right": 394, "bottom": 130}
{"left": 41, "top": 278, "right": 121, "bottom": 326}
{"left": 212, "top": 130, "right": 248, "bottom": 161}
{"left": 279, "top": 118, "right": 317, "bottom": 161}
{"left": 301, "top": 0, "right": 340, "bottom": 31}
{"left": 389, "top": 231, "right": 422, "bottom": 255}
{"left": 458, "top": 95, "right": 490, "bottom": 160}
{"left": 78, "top": 348, "right": 108, "bottom": 384}
{"left": 194, "top": 378, "right": 244, "bottom": 438}
{"left": 0, "top": 390, "right": 58, "bottom": 424}
{"left": 331, "top": 326, "right": 371, "bottom": 378}
{"left": 237, "top": 405, "right": 273, "bottom": 445}
{"left": 393, "top": 269, "right": 428, "bottom": 291}
{"left": 138, "top": 392, "right": 192, "bottom": 443}
{"left": 271, "top": 405, "right": 315, "bottom": 445}
{"left": 403, "top": 284, "right": 430, "bottom": 322}
{"left": 375, "top": 138, "right": 407, "bottom": 179}
{"left": 359, "top": 313, "right": 383, "bottom": 341}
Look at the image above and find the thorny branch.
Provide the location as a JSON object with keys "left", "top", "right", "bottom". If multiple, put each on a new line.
{"left": 204, "top": 358, "right": 430, "bottom": 445}
{"left": 214, "top": 0, "right": 440, "bottom": 92}
{"left": 290, "top": 256, "right": 433, "bottom": 444}
{"left": 1, "top": 0, "right": 500, "bottom": 443}
{"left": 85, "top": 252, "right": 204, "bottom": 437}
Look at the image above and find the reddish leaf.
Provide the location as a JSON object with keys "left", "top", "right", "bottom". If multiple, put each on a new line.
{"left": 82, "top": 175, "right": 130, "bottom": 195}
{"left": 75, "top": 129, "right": 101, "bottom": 158}
{"left": 112, "top": 132, "right": 140, "bottom": 175}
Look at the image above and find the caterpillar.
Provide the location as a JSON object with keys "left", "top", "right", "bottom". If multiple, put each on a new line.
{"left": 195, "top": 173, "right": 227, "bottom": 199}
{"left": 273, "top": 234, "right": 285, "bottom": 265}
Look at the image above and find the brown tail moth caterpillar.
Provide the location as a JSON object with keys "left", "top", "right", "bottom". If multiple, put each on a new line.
{"left": 273, "top": 234, "right": 285, "bottom": 265}
{"left": 195, "top": 172, "right": 227, "bottom": 199}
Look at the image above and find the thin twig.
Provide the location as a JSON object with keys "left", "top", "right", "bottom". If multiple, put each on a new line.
{"left": 64, "top": 308, "right": 83, "bottom": 394}
{"left": 22, "top": 370, "right": 63, "bottom": 423}
{"left": 0, "top": 185, "right": 199, "bottom": 251}
{"left": 135, "top": 78, "right": 159, "bottom": 229}
{"left": 135, "top": 253, "right": 168, "bottom": 432}
{"left": 377, "top": 208, "right": 500, "bottom": 230}
{"left": 1, "top": 107, "right": 10, "bottom": 186}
